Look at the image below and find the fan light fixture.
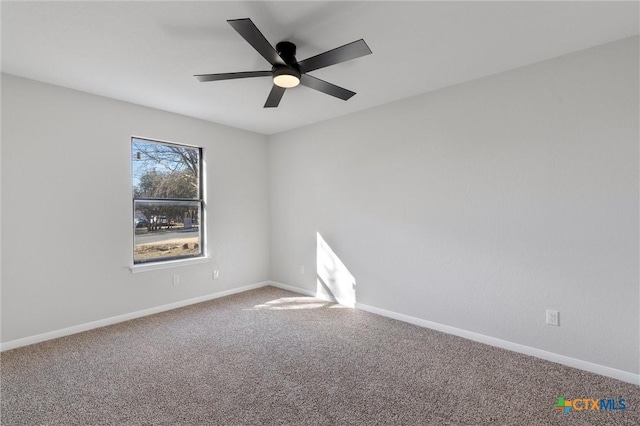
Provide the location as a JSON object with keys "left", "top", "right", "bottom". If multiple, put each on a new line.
{"left": 273, "top": 67, "right": 301, "bottom": 88}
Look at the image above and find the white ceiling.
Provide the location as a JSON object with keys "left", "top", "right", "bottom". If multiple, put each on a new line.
{"left": 2, "top": 1, "right": 638, "bottom": 135}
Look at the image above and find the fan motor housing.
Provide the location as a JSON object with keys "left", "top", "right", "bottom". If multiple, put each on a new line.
{"left": 272, "top": 65, "right": 301, "bottom": 79}
{"left": 273, "top": 41, "right": 301, "bottom": 87}
{"left": 276, "top": 41, "right": 298, "bottom": 65}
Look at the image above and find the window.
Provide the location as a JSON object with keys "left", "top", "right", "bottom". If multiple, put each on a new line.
{"left": 132, "top": 137, "right": 203, "bottom": 264}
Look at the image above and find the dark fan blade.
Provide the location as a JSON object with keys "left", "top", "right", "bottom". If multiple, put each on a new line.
{"left": 300, "top": 74, "right": 356, "bottom": 101}
{"left": 298, "top": 39, "right": 371, "bottom": 73}
{"left": 264, "top": 85, "right": 286, "bottom": 108}
{"left": 195, "top": 71, "right": 271, "bottom": 82}
{"left": 227, "top": 18, "right": 285, "bottom": 66}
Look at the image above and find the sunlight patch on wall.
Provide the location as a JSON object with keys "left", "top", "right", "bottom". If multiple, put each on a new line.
{"left": 317, "top": 232, "right": 356, "bottom": 307}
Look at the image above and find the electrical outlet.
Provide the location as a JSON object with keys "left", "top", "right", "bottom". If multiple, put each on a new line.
{"left": 172, "top": 275, "right": 180, "bottom": 286}
{"left": 213, "top": 270, "right": 219, "bottom": 280}
{"left": 546, "top": 309, "right": 559, "bottom": 326}
{"left": 300, "top": 265, "right": 305, "bottom": 274}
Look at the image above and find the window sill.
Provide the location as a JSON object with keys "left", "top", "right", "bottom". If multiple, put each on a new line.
{"left": 129, "top": 256, "right": 211, "bottom": 273}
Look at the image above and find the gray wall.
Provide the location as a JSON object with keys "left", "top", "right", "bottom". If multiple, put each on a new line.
{"left": 2, "top": 36, "right": 638, "bottom": 378}
{"left": 269, "top": 37, "right": 639, "bottom": 374}
{"left": 1, "top": 74, "right": 271, "bottom": 342}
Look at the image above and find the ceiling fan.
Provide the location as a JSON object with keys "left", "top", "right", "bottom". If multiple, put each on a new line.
{"left": 194, "top": 18, "right": 372, "bottom": 108}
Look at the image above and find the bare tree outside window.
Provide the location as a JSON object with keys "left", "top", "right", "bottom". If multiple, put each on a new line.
{"left": 132, "top": 138, "right": 203, "bottom": 263}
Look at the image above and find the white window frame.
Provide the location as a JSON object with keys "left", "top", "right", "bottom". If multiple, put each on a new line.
{"left": 129, "top": 136, "right": 208, "bottom": 271}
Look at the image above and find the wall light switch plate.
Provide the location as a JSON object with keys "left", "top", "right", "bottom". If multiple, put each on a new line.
{"left": 213, "top": 270, "right": 219, "bottom": 280}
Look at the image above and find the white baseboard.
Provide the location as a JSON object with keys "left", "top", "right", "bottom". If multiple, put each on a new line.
{"left": 1, "top": 281, "right": 271, "bottom": 352}
{"left": 4, "top": 280, "right": 637, "bottom": 386}
{"left": 269, "top": 281, "right": 320, "bottom": 298}
{"left": 268, "top": 280, "right": 356, "bottom": 306}
{"left": 269, "top": 281, "right": 355, "bottom": 307}
{"left": 355, "top": 302, "right": 639, "bottom": 386}
{"left": 268, "top": 282, "right": 639, "bottom": 385}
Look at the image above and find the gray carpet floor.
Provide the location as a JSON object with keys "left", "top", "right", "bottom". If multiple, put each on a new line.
{"left": 1, "top": 286, "right": 638, "bottom": 425}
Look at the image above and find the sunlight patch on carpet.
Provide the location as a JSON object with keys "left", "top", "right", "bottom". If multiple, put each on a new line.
{"left": 249, "top": 297, "right": 330, "bottom": 310}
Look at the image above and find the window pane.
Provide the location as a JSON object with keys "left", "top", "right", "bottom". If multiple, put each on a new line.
{"left": 132, "top": 138, "right": 199, "bottom": 199}
{"left": 133, "top": 200, "right": 202, "bottom": 263}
